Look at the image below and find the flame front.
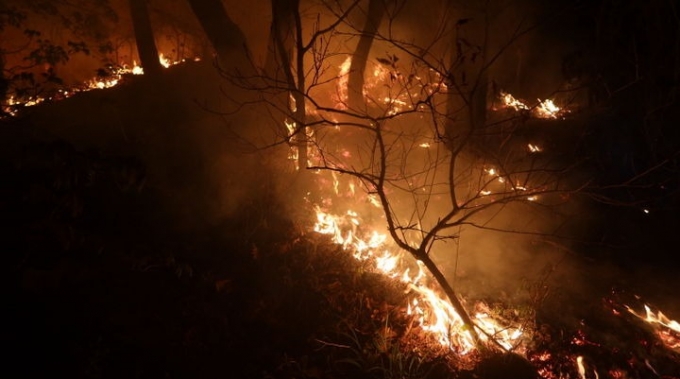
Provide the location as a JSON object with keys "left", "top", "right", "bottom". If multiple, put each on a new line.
{"left": 312, "top": 203, "right": 525, "bottom": 355}
{"left": 626, "top": 303, "right": 680, "bottom": 351}
{"left": 3, "top": 54, "right": 197, "bottom": 117}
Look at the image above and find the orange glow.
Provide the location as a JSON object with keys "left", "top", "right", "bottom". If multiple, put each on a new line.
{"left": 498, "top": 91, "right": 565, "bottom": 119}
{"left": 528, "top": 143, "right": 542, "bottom": 153}
{"left": 4, "top": 54, "right": 192, "bottom": 116}
{"left": 335, "top": 56, "right": 352, "bottom": 108}
{"left": 500, "top": 91, "right": 529, "bottom": 111}
{"left": 536, "top": 99, "right": 561, "bottom": 119}
{"left": 626, "top": 303, "right": 680, "bottom": 351}
{"left": 312, "top": 205, "right": 525, "bottom": 355}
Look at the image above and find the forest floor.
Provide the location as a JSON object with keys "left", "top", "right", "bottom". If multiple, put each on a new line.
{"left": 3, "top": 69, "right": 679, "bottom": 378}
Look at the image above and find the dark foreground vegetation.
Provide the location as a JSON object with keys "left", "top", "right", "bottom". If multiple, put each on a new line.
{"left": 2, "top": 0, "right": 680, "bottom": 376}
{"left": 2, "top": 64, "right": 679, "bottom": 379}
{"left": 3, "top": 106, "right": 490, "bottom": 378}
{"left": 4, "top": 109, "right": 680, "bottom": 379}
{"left": 0, "top": 122, "right": 419, "bottom": 378}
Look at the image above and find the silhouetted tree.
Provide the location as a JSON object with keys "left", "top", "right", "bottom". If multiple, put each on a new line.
{"left": 186, "top": 0, "right": 251, "bottom": 74}
{"left": 347, "top": 0, "right": 386, "bottom": 111}
{"left": 128, "top": 0, "right": 162, "bottom": 78}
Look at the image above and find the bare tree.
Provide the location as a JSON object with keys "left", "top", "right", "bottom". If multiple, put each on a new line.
{"left": 225, "top": 0, "right": 611, "bottom": 351}
{"left": 128, "top": 0, "right": 162, "bottom": 78}
{"left": 346, "top": 0, "right": 386, "bottom": 110}
{"left": 185, "top": 0, "right": 252, "bottom": 74}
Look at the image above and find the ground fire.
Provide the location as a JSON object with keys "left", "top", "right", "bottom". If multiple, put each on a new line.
{"left": 5, "top": 41, "right": 679, "bottom": 379}
{"left": 308, "top": 171, "right": 679, "bottom": 377}
{"left": 2, "top": 1, "right": 679, "bottom": 378}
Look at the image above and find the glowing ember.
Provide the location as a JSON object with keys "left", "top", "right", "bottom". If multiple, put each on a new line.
{"left": 335, "top": 56, "right": 352, "bottom": 108}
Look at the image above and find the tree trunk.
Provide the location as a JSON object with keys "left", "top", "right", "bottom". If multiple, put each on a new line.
{"left": 414, "top": 248, "right": 482, "bottom": 347}
{"left": 347, "top": 0, "right": 385, "bottom": 111}
{"left": 186, "top": 0, "right": 251, "bottom": 74}
{"left": 265, "top": 0, "right": 308, "bottom": 172}
{"left": 0, "top": 52, "right": 8, "bottom": 111}
{"left": 128, "top": 0, "right": 162, "bottom": 79}
{"left": 264, "top": 0, "right": 297, "bottom": 81}
{"left": 263, "top": 0, "right": 298, "bottom": 146}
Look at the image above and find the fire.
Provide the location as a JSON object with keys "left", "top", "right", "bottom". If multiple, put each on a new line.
{"left": 501, "top": 91, "right": 529, "bottom": 111}
{"left": 498, "top": 91, "right": 565, "bottom": 119}
{"left": 131, "top": 61, "right": 144, "bottom": 75}
{"left": 335, "top": 56, "right": 352, "bottom": 108}
{"left": 311, "top": 203, "right": 526, "bottom": 355}
{"left": 3, "top": 54, "right": 194, "bottom": 117}
{"left": 528, "top": 143, "right": 542, "bottom": 153}
{"left": 284, "top": 118, "right": 317, "bottom": 170}
{"left": 576, "top": 356, "right": 601, "bottom": 379}
{"left": 334, "top": 56, "right": 443, "bottom": 116}
{"left": 576, "top": 356, "right": 586, "bottom": 379}
{"left": 159, "top": 53, "right": 171, "bottom": 68}
{"left": 626, "top": 303, "right": 680, "bottom": 351}
{"left": 536, "top": 99, "right": 561, "bottom": 119}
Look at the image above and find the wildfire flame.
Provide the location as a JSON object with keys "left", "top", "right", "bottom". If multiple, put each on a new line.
{"left": 335, "top": 57, "right": 352, "bottom": 109}
{"left": 311, "top": 203, "right": 526, "bottom": 355}
{"left": 3, "top": 54, "right": 197, "bottom": 116}
{"left": 626, "top": 303, "right": 680, "bottom": 351}
{"left": 498, "top": 91, "right": 564, "bottom": 119}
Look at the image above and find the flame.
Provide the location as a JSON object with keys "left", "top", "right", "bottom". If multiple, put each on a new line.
{"left": 131, "top": 61, "right": 144, "bottom": 75}
{"left": 335, "top": 56, "right": 352, "bottom": 108}
{"left": 576, "top": 356, "right": 586, "bottom": 379}
{"left": 626, "top": 303, "right": 680, "bottom": 351}
{"left": 4, "top": 53, "right": 193, "bottom": 116}
{"left": 528, "top": 143, "right": 542, "bottom": 153}
{"left": 159, "top": 53, "right": 171, "bottom": 68}
{"left": 283, "top": 117, "right": 317, "bottom": 170}
{"left": 501, "top": 91, "right": 529, "bottom": 111}
{"left": 311, "top": 204, "right": 525, "bottom": 355}
{"left": 334, "top": 57, "right": 444, "bottom": 116}
{"left": 536, "top": 99, "right": 560, "bottom": 119}
{"left": 498, "top": 91, "right": 565, "bottom": 119}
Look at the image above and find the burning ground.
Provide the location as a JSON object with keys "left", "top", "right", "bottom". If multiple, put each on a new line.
{"left": 2, "top": 61, "right": 680, "bottom": 378}
{"left": 3, "top": 0, "right": 680, "bottom": 377}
